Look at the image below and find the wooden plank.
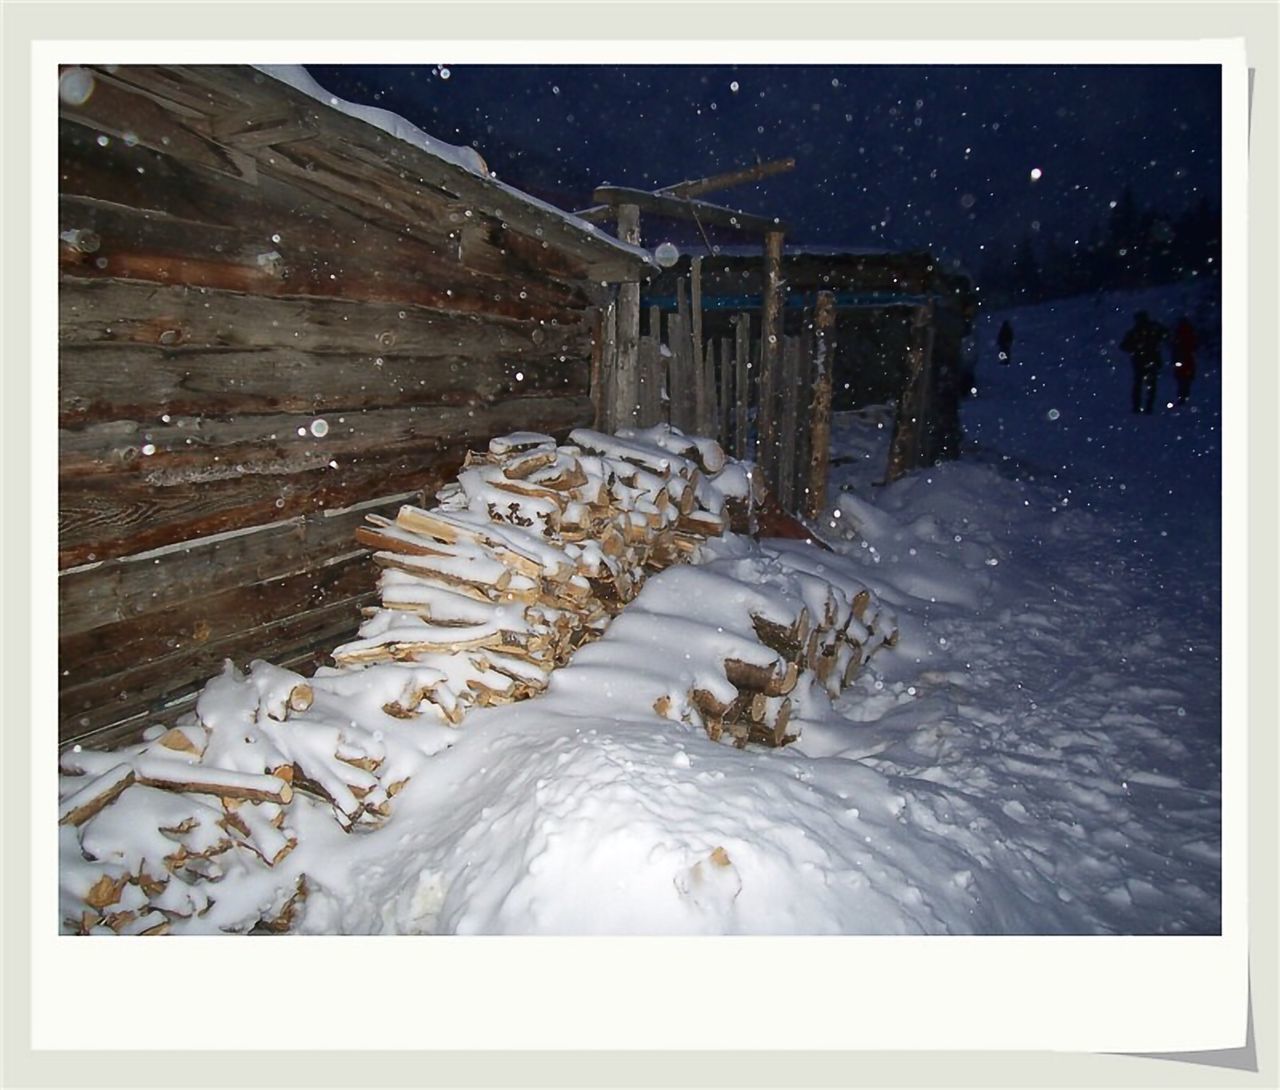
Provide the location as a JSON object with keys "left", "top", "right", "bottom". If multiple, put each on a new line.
{"left": 58, "top": 493, "right": 415, "bottom": 637}
{"left": 805, "top": 291, "right": 837, "bottom": 519}
{"left": 670, "top": 284, "right": 695, "bottom": 434}
{"left": 60, "top": 551, "right": 373, "bottom": 699}
{"left": 612, "top": 204, "right": 642, "bottom": 428}
{"left": 58, "top": 342, "right": 589, "bottom": 428}
{"left": 59, "top": 395, "right": 593, "bottom": 479}
{"left": 757, "top": 230, "right": 786, "bottom": 493}
{"left": 58, "top": 439, "right": 464, "bottom": 569}
{"left": 644, "top": 304, "right": 665, "bottom": 427}
{"left": 718, "top": 335, "right": 733, "bottom": 453}
{"left": 59, "top": 587, "right": 372, "bottom": 745}
{"left": 637, "top": 335, "right": 663, "bottom": 427}
{"left": 57, "top": 624, "right": 342, "bottom": 752}
{"left": 59, "top": 276, "right": 586, "bottom": 357}
{"left": 690, "top": 255, "right": 709, "bottom": 436}
{"left": 733, "top": 313, "right": 751, "bottom": 461}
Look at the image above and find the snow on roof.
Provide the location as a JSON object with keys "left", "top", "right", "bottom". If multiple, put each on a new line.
{"left": 254, "top": 65, "right": 654, "bottom": 271}
{"left": 254, "top": 65, "right": 487, "bottom": 174}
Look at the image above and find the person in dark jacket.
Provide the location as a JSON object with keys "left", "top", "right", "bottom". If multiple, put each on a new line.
{"left": 1170, "top": 316, "right": 1199, "bottom": 406}
{"left": 1120, "top": 311, "right": 1169, "bottom": 414}
{"left": 996, "top": 319, "right": 1014, "bottom": 365}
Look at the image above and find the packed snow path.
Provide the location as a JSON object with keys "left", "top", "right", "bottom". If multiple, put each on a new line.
{"left": 278, "top": 284, "right": 1221, "bottom": 936}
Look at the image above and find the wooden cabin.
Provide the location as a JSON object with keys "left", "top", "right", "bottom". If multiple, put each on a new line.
{"left": 644, "top": 246, "right": 977, "bottom": 477}
{"left": 57, "top": 64, "right": 651, "bottom": 748}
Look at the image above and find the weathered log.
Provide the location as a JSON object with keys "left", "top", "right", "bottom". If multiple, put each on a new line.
{"left": 58, "top": 764, "right": 136, "bottom": 826}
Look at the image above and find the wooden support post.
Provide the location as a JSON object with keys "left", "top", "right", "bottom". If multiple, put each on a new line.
{"left": 733, "top": 312, "right": 751, "bottom": 461}
{"left": 805, "top": 291, "right": 837, "bottom": 519}
{"left": 757, "top": 229, "right": 786, "bottom": 494}
{"left": 597, "top": 301, "right": 618, "bottom": 432}
{"left": 614, "top": 203, "right": 642, "bottom": 429}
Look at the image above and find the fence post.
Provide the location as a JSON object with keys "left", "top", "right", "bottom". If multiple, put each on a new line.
{"left": 596, "top": 301, "right": 618, "bottom": 432}
{"left": 613, "top": 203, "right": 642, "bottom": 428}
{"left": 778, "top": 335, "right": 801, "bottom": 511}
{"left": 885, "top": 301, "right": 933, "bottom": 481}
{"left": 757, "top": 228, "right": 786, "bottom": 494}
{"left": 805, "top": 291, "right": 837, "bottom": 519}
{"left": 642, "top": 303, "right": 664, "bottom": 426}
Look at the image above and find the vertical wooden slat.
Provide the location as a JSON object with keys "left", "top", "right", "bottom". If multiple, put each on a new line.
{"left": 733, "top": 312, "right": 751, "bottom": 461}
{"left": 673, "top": 278, "right": 694, "bottom": 432}
{"left": 805, "top": 291, "right": 837, "bottom": 519}
{"left": 778, "top": 335, "right": 801, "bottom": 511}
{"left": 614, "top": 203, "right": 642, "bottom": 428}
{"left": 719, "top": 333, "right": 733, "bottom": 450}
{"left": 690, "top": 255, "right": 709, "bottom": 436}
{"left": 757, "top": 229, "right": 786, "bottom": 494}
{"left": 793, "top": 315, "right": 814, "bottom": 513}
{"left": 666, "top": 311, "right": 691, "bottom": 433}
{"left": 885, "top": 302, "right": 933, "bottom": 482}
{"left": 641, "top": 303, "right": 665, "bottom": 426}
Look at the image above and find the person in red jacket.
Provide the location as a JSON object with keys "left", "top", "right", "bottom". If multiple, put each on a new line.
{"left": 1170, "top": 316, "right": 1199, "bottom": 406}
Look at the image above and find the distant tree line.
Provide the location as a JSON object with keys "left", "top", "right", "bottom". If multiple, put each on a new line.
{"left": 975, "top": 187, "right": 1221, "bottom": 307}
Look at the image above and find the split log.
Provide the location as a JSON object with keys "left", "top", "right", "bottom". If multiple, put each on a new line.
{"left": 723, "top": 657, "right": 798, "bottom": 697}
{"left": 58, "top": 763, "right": 136, "bottom": 826}
{"left": 132, "top": 755, "right": 293, "bottom": 805}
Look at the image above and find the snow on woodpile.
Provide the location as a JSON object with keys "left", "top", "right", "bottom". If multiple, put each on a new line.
{"left": 57, "top": 425, "right": 895, "bottom": 935}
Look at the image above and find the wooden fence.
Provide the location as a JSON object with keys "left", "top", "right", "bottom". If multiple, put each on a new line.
{"left": 600, "top": 278, "right": 837, "bottom": 521}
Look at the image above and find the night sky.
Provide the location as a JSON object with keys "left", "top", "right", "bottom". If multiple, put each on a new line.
{"left": 309, "top": 63, "right": 1221, "bottom": 276}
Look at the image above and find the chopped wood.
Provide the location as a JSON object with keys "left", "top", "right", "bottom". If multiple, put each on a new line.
{"left": 132, "top": 755, "right": 293, "bottom": 805}
{"left": 724, "top": 657, "right": 798, "bottom": 697}
{"left": 58, "top": 764, "right": 136, "bottom": 826}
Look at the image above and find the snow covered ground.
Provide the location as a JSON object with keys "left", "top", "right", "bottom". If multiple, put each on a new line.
{"left": 276, "top": 280, "right": 1221, "bottom": 936}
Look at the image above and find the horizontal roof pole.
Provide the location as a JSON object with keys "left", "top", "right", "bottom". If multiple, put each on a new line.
{"left": 580, "top": 186, "right": 786, "bottom": 235}
{"left": 656, "top": 157, "right": 795, "bottom": 200}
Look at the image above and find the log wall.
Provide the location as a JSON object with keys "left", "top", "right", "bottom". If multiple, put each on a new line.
{"left": 58, "top": 65, "right": 625, "bottom": 745}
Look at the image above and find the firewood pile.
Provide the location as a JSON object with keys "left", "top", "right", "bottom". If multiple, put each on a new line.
{"left": 331, "top": 425, "right": 756, "bottom": 721}
{"left": 57, "top": 425, "right": 897, "bottom": 935}
{"left": 572, "top": 543, "right": 898, "bottom": 749}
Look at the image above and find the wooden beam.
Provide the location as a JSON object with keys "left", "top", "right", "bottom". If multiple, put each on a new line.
{"left": 656, "top": 158, "right": 796, "bottom": 200}
{"left": 586, "top": 187, "right": 785, "bottom": 235}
